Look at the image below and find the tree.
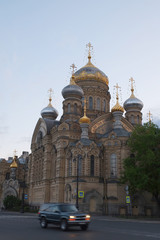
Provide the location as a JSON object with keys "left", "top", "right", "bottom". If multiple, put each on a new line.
{"left": 121, "top": 122, "right": 160, "bottom": 208}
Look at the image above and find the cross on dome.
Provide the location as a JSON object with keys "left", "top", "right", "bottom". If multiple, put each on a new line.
{"left": 48, "top": 88, "right": 53, "bottom": 104}
{"left": 147, "top": 110, "right": 152, "bottom": 123}
{"left": 86, "top": 42, "right": 93, "bottom": 62}
{"left": 114, "top": 83, "right": 120, "bottom": 101}
{"left": 14, "top": 149, "right": 17, "bottom": 157}
{"left": 129, "top": 77, "right": 135, "bottom": 96}
{"left": 70, "top": 63, "right": 77, "bottom": 75}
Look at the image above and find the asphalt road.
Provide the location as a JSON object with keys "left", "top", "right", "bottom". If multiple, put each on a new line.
{"left": 0, "top": 212, "right": 160, "bottom": 240}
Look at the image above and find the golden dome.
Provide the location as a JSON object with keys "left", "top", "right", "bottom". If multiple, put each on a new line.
{"left": 111, "top": 101, "right": 124, "bottom": 113}
{"left": 74, "top": 50, "right": 109, "bottom": 85}
{"left": 79, "top": 115, "right": 91, "bottom": 124}
{"left": 111, "top": 83, "right": 124, "bottom": 113}
{"left": 79, "top": 98, "right": 90, "bottom": 124}
{"left": 10, "top": 157, "right": 18, "bottom": 168}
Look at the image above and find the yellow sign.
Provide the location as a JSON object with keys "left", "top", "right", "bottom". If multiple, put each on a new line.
{"left": 78, "top": 191, "right": 84, "bottom": 198}
{"left": 126, "top": 196, "right": 130, "bottom": 204}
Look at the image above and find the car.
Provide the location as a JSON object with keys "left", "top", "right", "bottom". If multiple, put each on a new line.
{"left": 38, "top": 203, "right": 91, "bottom": 231}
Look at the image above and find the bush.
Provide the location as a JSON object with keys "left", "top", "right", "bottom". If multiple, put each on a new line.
{"left": 3, "top": 195, "right": 21, "bottom": 210}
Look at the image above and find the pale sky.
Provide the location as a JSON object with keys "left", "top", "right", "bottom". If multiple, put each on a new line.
{"left": 0, "top": 0, "right": 160, "bottom": 159}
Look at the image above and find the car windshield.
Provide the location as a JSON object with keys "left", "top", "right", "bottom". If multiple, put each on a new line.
{"left": 59, "top": 204, "right": 78, "bottom": 212}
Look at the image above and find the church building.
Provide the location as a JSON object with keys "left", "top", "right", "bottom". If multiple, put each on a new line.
{"left": 28, "top": 44, "right": 155, "bottom": 215}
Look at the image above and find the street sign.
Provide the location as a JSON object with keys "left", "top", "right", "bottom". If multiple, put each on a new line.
{"left": 126, "top": 196, "right": 130, "bottom": 204}
{"left": 24, "top": 194, "right": 28, "bottom": 200}
{"left": 78, "top": 191, "right": 84, "bottom": 198}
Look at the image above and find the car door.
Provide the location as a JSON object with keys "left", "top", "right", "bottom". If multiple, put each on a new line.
{"left": 49, "top": 205, "right": 61, "bottom": 224}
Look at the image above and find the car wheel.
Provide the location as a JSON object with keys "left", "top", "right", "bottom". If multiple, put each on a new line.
{"left": 60, "top": 219, "right": 68, "bottom": 231}
{"left": 40, "top": 218, "right": 47, "bottom": 228}
{"left": 81, "top": 224, "right": 88, "bottom": 230}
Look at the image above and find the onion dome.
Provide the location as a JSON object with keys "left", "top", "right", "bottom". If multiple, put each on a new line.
{"left": 74, "top": 44, "right": 109, "bottom": 85}
{"left": 10, "top": 156, "right": 18, "bottom": 168}
{"left": 79, "top": 99, "right": 90, "bottom": 124}
{"left": 111, "top": 83, "right": 124, "bottom": 113}
{"left": 123, "top": 78, "right": 143, "bottom": 111}
{"left": 111, "top": 101, "right": 124, "bottom": 113}
{"left": 41, "top": 91, "right": 58, "bottom": 120}
{"left": 62, "top": 73, "right": 84, "bottom": 99}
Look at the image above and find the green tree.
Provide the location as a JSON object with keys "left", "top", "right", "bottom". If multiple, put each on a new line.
{"left": 3, "top": 195, "right": 21, "bottom": 210}
{"left": 121, "top": 122, "right": 160, "bottom": 208}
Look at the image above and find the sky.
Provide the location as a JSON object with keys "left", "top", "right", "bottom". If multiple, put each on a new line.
{"left": 0, "top": 0, "right": 160, "bottom": 159}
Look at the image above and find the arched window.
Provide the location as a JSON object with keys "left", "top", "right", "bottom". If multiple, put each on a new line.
{"left": 37, "top": 131, "right": 43, "bottom": 143}
{"left": 5, "top": 172, "right": 10, "bottom": 180}
{"left": 68, "top": 158, "right": 72, "bottom": 176}
{"left": 103, "top": 99, "right": 106, "bottom": 112}
{"left": 110, "top": 154, "right": 117, "bottom": 178}
{"left": 67, "top": 103, "right": 71, "bottom": 113}
{"left": 74, "top": 103, "right": 77, "bottom": 114}
{"left": 89, "top": 97, "right": 93, "bottom": 110}
{"left": 78, "top": 154, "right": 82, "bottom": 176}
{"left": 96, "top": 98, "right": 100, "bottom": 110}
{"left": 90, "top": 155, "right": 94, "bottom": 176}
{"left": 131, "top": 115, "right": 134, "bottom": 124}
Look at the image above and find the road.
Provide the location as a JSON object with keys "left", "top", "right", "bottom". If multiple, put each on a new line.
{"left": 0, "top": 212, "right": 160, "bottom": 240}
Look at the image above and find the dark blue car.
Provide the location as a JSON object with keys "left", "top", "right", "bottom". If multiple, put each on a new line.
{"left": 38, "top": 203, "right": 91, "bottom": 231}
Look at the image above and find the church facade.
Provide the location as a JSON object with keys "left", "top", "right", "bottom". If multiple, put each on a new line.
{"left": 27, "top": 45, "right": 157, "bottom": 215}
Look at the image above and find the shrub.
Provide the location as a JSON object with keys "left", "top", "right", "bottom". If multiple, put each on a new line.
{"left": 3, "top": 195, "right": 21, "bottom": 210}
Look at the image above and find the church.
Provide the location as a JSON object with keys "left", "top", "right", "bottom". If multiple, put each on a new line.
{"left": 28, "top": 43, "right": 155, "bottom": 215}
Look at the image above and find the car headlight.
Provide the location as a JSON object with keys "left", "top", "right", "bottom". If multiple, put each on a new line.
{"left": 69, "top": 216, "right": 75, "bottom": 218}
{"left": 86, "top": 215, "right": 90, "bottom": 218}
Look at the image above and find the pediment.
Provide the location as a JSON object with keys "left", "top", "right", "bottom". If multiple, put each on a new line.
{"left": 89, "top": 113, "right": 134, "bottom": 135}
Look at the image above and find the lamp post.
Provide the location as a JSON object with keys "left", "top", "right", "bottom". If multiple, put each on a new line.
{"left": 76, "top": 157, "right": 79, "bottom": 210}
{"left": 73, "top": 155, "right": 82, "bottom": 210}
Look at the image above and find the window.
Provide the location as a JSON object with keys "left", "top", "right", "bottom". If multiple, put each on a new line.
{"left": 90, "top": 155, "right": 94, "bottom": 176}
{"left": 96, "top": 98, "right": 100, "bottom": 110}
{"left": 67, "top": 103, "right": 71, "bottom": 113}
{"left": 37, "top": 131, "right": 42, "bottom": 143}
{"left": 103, "top": 99, "right": 106, "bottom": 112}
{"left": 68, "top": 158, "right": 72, "bottom": 176}
{"left": 110, "top": 154, "right": 117, "bottom": 178}
{"left": 74, "top": 103, "right": 77, "bottom": 114}
{"left": 131, "top": 115, "right": 134, "bottom": 124}
{"left": 78, "top": 155, "right": 82, "bottom": 176}
{"left": 5, "top": 172, "right": 10, "bottom": 180}
{"left": 137, "top": 115, "right": 139, "bottom": 124}
{"left": 89, "top": 97, "right": 93, "bottom": 110}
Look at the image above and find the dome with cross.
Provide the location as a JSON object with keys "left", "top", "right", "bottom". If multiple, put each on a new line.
{"left": 74, "top": 43, "right": 109, "bottom": 85}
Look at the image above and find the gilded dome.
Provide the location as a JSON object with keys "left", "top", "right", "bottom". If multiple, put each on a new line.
{"left": 10, "top": 157, "right": 18, "bottom": 168}
{"left": 74, "top": 56, "right": 109, "bottom": 85}
{"left": 79, "top": 98, "right": 90, "bottom": 124}
{"left": 111, "top": 101, "right": 124, "bottom": 113}
{"left": 111, "top": 83, "right": 124, "bottom": 113}
{"left": 79, "top": 115, "right": 91, "bottom": 124}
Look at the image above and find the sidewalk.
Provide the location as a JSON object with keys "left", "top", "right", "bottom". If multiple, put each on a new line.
{"left": 0, "top": 210, "right": 38, "bottom": 216}
{"left": 92, "top": 215, "right": 160, "bottom": 223}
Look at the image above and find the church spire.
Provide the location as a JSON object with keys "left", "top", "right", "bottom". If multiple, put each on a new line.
{"left": 70, "top": 63, "right": 77, "bottom": 85}
{"left": 86, "top": 42, "right": 93, "bottom": 63}
{"left": 48, "top": 88, "right": 53, "bottom": 107}
{"left": 111, "top": 83, "right": 124, "bottom": 113}
{"left": 129, "top": 77, "right": 135, "bottom": 98}
{"left": 147, "top": 110, "right": 152, "bottom": 125}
